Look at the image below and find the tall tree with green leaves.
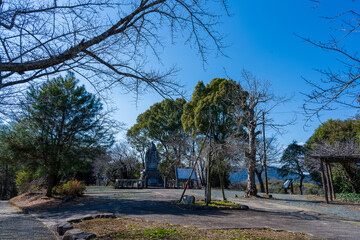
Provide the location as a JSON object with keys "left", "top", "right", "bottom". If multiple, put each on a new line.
{"left": 1, "top": 73, "right": 115, "bottom": 196}
{"left": 182, "top": 78, "right": 246, "bottom": 201}
{"left": 278, "top": 141, "right": 307, "bottom": 195}
{"left": 127, "top": 98, "right": 188, "bottom": 177}
{"left": 306, "top": 119, "right": 360, "bottom": 193}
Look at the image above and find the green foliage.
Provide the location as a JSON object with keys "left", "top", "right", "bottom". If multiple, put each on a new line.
{"left": 140, "top": 228, "right": 180, "bottom": 240}
{"left": 0, "top": 163, "right": 17, "bottom": 200}
{"left": 127, "top": 98, "right": 188, "bottom": 177}
{"left": 0, "top": 73, "right": 115, "bottom": 195}
{"left": 306, "top": 118, "right": 360, "bottom": 193}
{"left": 337, "top": 193, "right": 360, "bottom": 203}
{"left": 293, "top": 182, "right": 322, "bottom": 195}
{"left": 182, "top": 78, "right": 246, "bottom": 198}
{"left": 15, "top": 170, "right": 34, "bottom": 193}
{"left": 127, "top": 98, "right": 186, "bottom": 143}
{"left": 267, "top": 180, "right": 322, "bottom": 195}
{"left": 278, "top": 141, "right": 306, "bottom": 178}
{"left": 307, "top": 119, "right": 360, "bottom": 146}
{"left": 182, "top": 78, "right": 244, "bottom": 142}
{"left": 54, "top": 180, "right": 86, "bottom": 196}
{"left": 332, "top": 165, "right": 354, "bottom": 193}
{"left": 15, "top": 168, "right": 45, "bottom": 194}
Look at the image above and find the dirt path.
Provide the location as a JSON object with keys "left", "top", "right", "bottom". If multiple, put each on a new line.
{"left": 0, "top": 201, "right": 57, "bottom": 240}
{"left": 29, "top": 187, "right": 360, "bottom": 240}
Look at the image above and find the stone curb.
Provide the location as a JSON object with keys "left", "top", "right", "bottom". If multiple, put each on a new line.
{"left": 9, "top": 200, "right": 115, "bottom": 240}
{"left": 56, "top": 213, "right": 116, "bottom": 239}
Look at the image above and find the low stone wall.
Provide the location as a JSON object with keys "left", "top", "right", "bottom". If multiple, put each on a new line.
{"left": 56, "top": 213, "right": 116, "bottom": 239}
{"left": 114, "top": 179, "right": 145, "bottom": 189}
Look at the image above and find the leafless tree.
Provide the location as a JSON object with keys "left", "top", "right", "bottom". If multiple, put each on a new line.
{"left": 92, "top": 152, "right": 112, "bottom": 185}
{"left": 106, "top": 142, "right": 140, "bottom": 182}
{"left": 302, "top": 2, "right": 360, "bottom": 119}
{"left": 0, "top": 0, "right": 228, "bottom": 117}
{"left": 255, "top": 136, "right": 281, "bottom": 193}
{"left": 227, "top": 69, "right": 290, "bottom": 197}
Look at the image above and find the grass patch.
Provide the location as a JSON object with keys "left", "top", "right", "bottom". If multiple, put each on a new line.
{"left": 195, "top": 200, "right": 241, "bottom": 207}
{"left": 74, "top": 217, "right": 309, "bottom": 240}
{"left": 337, "top": 193, "right": 360, "bottom": 203}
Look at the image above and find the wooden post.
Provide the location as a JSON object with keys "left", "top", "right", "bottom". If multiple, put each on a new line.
{"left": 205, "top": 145, "right": 211, "bottom": 205}
{"left": 320, "top": 159, "right": 329, "bottom": 204}
{"left": 325, "top": 162, "right": 333, "bottom": 202}
{"left": 262, "top": 112, "right": 269, "bottom": 196}
{"left": 328, "top": 163, "right": 336, "bottom": 199}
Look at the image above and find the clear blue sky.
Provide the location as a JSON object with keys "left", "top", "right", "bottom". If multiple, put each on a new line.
{"left": 104, "top": 0, "right": 359, "bottom": 147}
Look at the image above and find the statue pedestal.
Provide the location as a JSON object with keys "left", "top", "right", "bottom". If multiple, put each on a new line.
{"left": 143, "top": 168, "right": 163, "bottom": 187}
{"left": 141, "top": 142, "right": 163, "bottom": 187}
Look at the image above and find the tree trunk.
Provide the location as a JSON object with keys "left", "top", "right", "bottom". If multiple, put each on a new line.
{"left": 255, "top": 169, "right": 265, "bottom": 193}
{"left": 205, "top": 163, "right": 211, "bottom": 204}
{"left": 245, "top": 125, "right": 258, "bottom": 197}
{"left": 246, "top": 163, "right": 257, "bottom": 197}
{"left": 46, "top": 174, "right": 56, "bottom": 197}
{"left": 219, "top": 172, "right": 227, "bottom": 201}
{"left": 205, "top": 148, "right": 211, "bottom": 205}
{"left": 299, "top": 176, "right": 305, "bottom": 195}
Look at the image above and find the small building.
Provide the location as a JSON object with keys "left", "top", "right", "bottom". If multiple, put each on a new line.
{"left": 173, "top": 168, "right": 201, "bottom": 189}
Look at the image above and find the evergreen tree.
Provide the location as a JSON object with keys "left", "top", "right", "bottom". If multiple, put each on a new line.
{"left": 1, "top": 73, "right": 115, "bottom": 196}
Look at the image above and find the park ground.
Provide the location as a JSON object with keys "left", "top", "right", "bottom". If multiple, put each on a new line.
{"left": 3, "top": 187, "right": 360, "bottom": 239}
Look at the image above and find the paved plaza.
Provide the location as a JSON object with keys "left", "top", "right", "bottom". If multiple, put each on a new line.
{"left": 24, "top": 187, "right": 360, "bottom": 240}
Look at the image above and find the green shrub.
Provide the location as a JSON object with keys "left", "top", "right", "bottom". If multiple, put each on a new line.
{"left": 267, "top": 180, "right": 322, "bottom": 195}
{"left": 54, "top": 180, "right": 86, "bottom": 196}
{"left": 15, "top": 170, "right": 45, "bottom": 193}
{"left": 268, "top": 180, "right": 286, "bottom": 194}
{"left": 228, "top": 182, "right": 247, "bottom": 191}
{"left": 337, "top": 193, "right": 360, "bottom": 203}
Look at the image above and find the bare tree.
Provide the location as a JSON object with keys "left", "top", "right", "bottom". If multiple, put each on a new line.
{"left": 92, "top": 152, "right": 112, "bottom": 185}
{"left": 0, "top": 0, "right": 228, "bottom": 116}
{"left": 106, "top": 142, "right": 140, "bottom": 182}
{"left": 302, "top": 2, "right": 360, "bottom": 118}
{"left": 255, "top": 136, "right": 281, "bottom": 193}
{"left": 227, "top": 69, "right": 290, "bottom": 197}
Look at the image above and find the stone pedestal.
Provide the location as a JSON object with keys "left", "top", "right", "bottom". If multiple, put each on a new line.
{"left": 141, "top": 142, "right": 163, "bottom": 187}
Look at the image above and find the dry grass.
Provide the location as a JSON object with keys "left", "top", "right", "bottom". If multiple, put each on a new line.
{"left": 75, "top": 217, "right": 309, "bottom": 240}
{"left": 10, "top": 192, "right": 63, "bottom": 211}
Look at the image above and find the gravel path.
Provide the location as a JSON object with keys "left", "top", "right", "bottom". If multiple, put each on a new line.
{"left": 0, "top": 201, "right": 57, "bottom": 240}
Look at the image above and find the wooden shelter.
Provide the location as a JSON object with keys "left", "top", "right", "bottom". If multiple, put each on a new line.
{"left": 310, "top": 155, "right": 360, "bottom": 203}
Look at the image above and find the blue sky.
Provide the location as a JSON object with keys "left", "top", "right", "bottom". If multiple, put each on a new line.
{"left": 106, "top": 0, "right": 359, "bottom": 147}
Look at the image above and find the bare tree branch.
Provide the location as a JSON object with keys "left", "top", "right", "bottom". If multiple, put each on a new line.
{"left": 301, "top": 5, "right": 360, "bottom": 119}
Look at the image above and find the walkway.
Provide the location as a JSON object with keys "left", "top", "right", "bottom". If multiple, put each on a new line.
{"left": 0, "top": 201, "right": 57, "bottom": 240}
{"left": 30, "top": 187, "right": 360, "bottom": 240}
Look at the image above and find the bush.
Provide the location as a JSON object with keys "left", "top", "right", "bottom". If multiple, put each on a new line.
{"left": 267, "top": 180, "right": 322, "bottom": 195}
{"left": 268, "top": 181, "right": 286, "bottom": 194}
{"left": 228, "top": 182, "right": 247, "bottom": 191}
{"left": 337, "top": 193, "right": 360, "bottom": 203}
{"left": 15, "top": 170, "right": 45, "bottom": 194}
{"left": 54, "top": 180, "right": 86, "bottom": 196}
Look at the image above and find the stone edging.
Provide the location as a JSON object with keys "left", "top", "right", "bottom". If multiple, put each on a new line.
{"left": 56, "top": 213, "right": 116, "bottom": 240}
{"left": 9, "top": 200, "right": 115, "bottom": 240}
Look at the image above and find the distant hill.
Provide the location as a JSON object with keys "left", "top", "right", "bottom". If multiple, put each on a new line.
{"left": 229, "top": 166, "right": 313, "bottom": 183}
